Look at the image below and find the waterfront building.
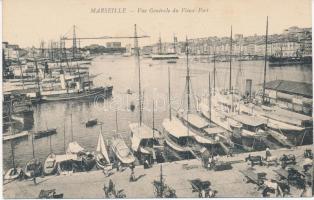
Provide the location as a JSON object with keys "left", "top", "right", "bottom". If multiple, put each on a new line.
{"left": 265, "top": 80, "right": 312, "bottom": 115}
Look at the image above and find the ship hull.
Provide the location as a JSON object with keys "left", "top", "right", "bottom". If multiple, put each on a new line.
{"left": 40, "top": 86, "right": 112, "bottom": 102}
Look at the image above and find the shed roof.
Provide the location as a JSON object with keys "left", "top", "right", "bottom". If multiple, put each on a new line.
{"left": 265, "top": 80, "right": 312, "bottom": 98}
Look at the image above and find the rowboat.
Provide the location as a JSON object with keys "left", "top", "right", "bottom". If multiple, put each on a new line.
{"left": 4, "top": 168, "right": 22, "bottom": 180}
{"left": 86, "top": 118, "right": 98, "bottom": 127}
{"left": 24, "top": 158, "right": 43, "bottom": 178}
{"left": 43, "top": 153, "right": 57, "bottom": 175}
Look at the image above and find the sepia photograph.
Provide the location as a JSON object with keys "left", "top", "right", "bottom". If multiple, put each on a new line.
{"left": 2, "top": 0, "right": 313, "bottom": 198}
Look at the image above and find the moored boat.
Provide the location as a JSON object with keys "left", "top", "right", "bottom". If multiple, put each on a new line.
{"left": 24, "top": 158, "right": 43, "bottom": 178}
{"left": 111, "top": 138, "right": 135, "bottom": 165}
{"left": 66, "top": 141, "right": 95, "bottom": 171}
{"left": 95, "top": 132, "right": 111, "bottom": 169}
{"left": 82, "top": 152, "right": 96, "bottom": 171}
{"left": 43, "top": 153, "right": 57, "bottom": 175}
{"left": 33, "top": 128, "right": 57, "bottom": 139}
{"left": 85, "top": 118, "right": 98, "bottom": 127}
{"left": 40, "top": 86, "right": 112, "bottom": 102}
{"left": 4, "top": 168, "right": 22, "bottom": 180}
{"left": 162, "top": 117, "right": 206, "bottom": 159}
{"left": 129, "top": 123, "right": 164, "bottom": 164}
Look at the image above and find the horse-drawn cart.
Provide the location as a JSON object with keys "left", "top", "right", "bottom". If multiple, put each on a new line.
{"left": 189, "top": 179, "right": 217, "bottom": 197}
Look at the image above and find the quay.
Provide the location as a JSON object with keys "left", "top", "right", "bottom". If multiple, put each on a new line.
{"left": 3, "top": 145, "right": 312, "bottom": 198}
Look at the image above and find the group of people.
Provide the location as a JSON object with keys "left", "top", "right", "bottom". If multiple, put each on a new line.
{"left": 204, "top": 154, "right": 220, "bottom": 170}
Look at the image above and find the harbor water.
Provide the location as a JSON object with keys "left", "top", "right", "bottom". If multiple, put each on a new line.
{"left": 3, "top": 55, "right": 312, "bottom": 171}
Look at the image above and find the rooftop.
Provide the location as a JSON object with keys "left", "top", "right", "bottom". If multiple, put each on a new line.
{"left": 265, "top": 80, "right": 312, "bottom": 98}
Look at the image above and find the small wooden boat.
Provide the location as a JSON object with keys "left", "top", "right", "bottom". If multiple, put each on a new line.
{"left": 24, "top": 158, "right": 43, "bottom": 178}
{"left": 43, "top": 153, "right": 57, "bottom": 175}
{"left": 111, "top": 138, "right": 135, "bottom": 165}
{"left": 66, "top": 141, "right": 95, "bottom": 171}
{"left": 85, "top": 118, "right": 98, "bottom": 127}
{"left": 4, "top": 168, "right": 22, "bottom": 180}
{"left": 33, "top": 128, "right": 57, "bottom": 139}
{"left": 95, "top": 132, "right": 111, "bottom": 169}
{"left": 55, "top": 154, "right": 81, "bottom": 174}
{"left": 130, "top": 103, "right": 135, "bottom": 112}
{"left": 126, "top": 89, "right": 134, "bottom": 95}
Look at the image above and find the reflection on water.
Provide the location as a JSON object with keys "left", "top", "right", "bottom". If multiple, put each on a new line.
{"left": 3, "top": 55, "right": 312, "bottom": 171}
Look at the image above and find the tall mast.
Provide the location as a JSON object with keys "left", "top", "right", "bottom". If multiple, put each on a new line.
{"left": 152, "top": 100, "right": 155, "bottom": 139}
{"left": 73, "top": 25, "right": 77, "bottom": 59}
{"left": 262, "top": 16, "right": 269, "bottom": 104}
{"left": 49, "top": 135, "right": 52, "bottom": 153}
{"left": 70, "top": 113, "right": 73, "bottom": 142}
{"left": 63, "top": 120, "right": 66, "bottom": 152}
{"left": 33, "top": 51, "right": 41, "bottom": 97}
{"left": 115, "top": 110, "right": 118, "bottom": 132}
{"left": 229, "top": 26, "right": 233, "bottom": 91}
{"left": 10, "top": 140, "right": 16, "bottom": 170}
{"left": 134, "top": 24, "right": 142, "bottom": 126}
{"left": 159, "top": 164, "right": 164, "bottom": 197}
{"left": 213, "top": 47, "right": 216, "bottom": 95}
{"left": 185, "top": 37, "right": 190, "bottom": 152}
{"left": 168, "top": 66, "right": 172, "bottom": 120}
{"left": 186, "top": 37, "right": 191, "bottom": 113}
{"left": 31, "top": 132, "right": 35, "bottom": 158}
{"left": 9, "top": 100, "right": 16, "bottom": 170}
{"left": 158, "top": 34, "right": 162, "bottom": 54}
{"left": 173, "top": 34, "right": 176, "bottom": 54}
{"left": 208, "top": 72, "right": 211, "bottom": 121}
{"left": 17, "top": 52, "right": 25, "bottom": 90}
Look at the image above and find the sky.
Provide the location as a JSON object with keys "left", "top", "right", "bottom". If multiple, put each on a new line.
{"left": 3, "top": 0, "right": 312, "bottom": 48}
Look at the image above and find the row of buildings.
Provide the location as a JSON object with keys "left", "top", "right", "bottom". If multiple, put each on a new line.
{"left": 143, "top": 26, "right": 312, "bottom": 59}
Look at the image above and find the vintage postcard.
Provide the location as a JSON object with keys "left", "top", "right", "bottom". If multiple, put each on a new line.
{"left": 2, "top": 0, "right": 313, "bottom": 198}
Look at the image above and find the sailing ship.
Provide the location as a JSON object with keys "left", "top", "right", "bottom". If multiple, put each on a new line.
{"left": 111, "top": 109, "right": 135, "bottom": 165}
{"left": 129, "top": 24, "right": 164, "bottom": 164}
{"left": 238, "top": 17, "right": 313, "bottom": 146}
{"left": 162, "top": 117, "right": 207, "bottom": 159}
{"left": 95, "top": 131, "right": 111, "bottom": 169}
{"left": 129, "top": 123, "right": 164, "bottom": 164}
{"left": 4, "top": 125, "right": 22, "bottom": 180}
{"left": 161, "top": 48, "right": 209, "bottom": 159}
{"left": 198, "top": 26, "right": 274, "bottom": 151}
{"left": 24, "top": 129, "right": 44, "bottom": 178}
{"left": 39, "top": 70, "right": 113, "bottom": 102}
{"left": 151, "top": 36, "right": 179, "bottom": 60}
{"left": 25, "top": 43, "right": 113, "bottom": 103}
